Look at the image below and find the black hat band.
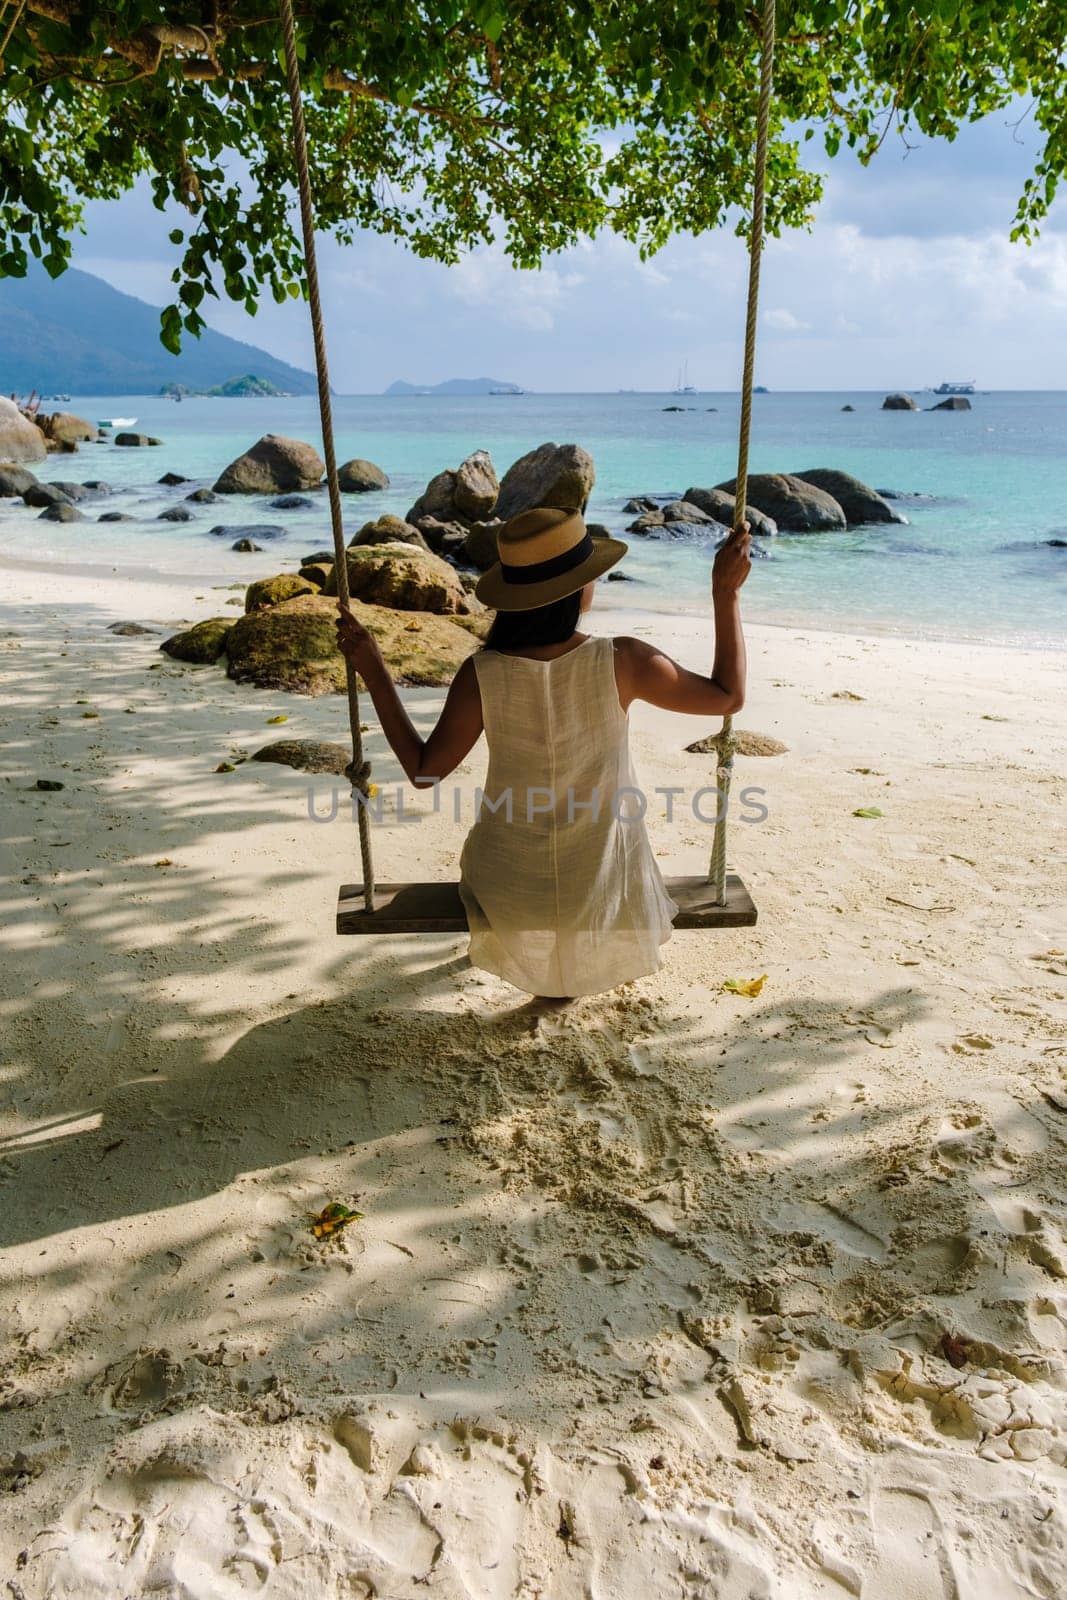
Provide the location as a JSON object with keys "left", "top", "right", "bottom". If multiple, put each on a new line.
{"left": 501, "top": 532, "right": 595, "bottom": 585}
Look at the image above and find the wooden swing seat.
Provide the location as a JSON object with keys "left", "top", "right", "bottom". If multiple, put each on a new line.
{"left": 337, "top": 873, "right": 757, "bottom": 935}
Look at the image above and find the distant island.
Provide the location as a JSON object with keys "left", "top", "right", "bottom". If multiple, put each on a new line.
{"left": 386, "top": 377, "right": 525, "bottom": 396}
{"left": 0, "top": 263, "right": 317, "bottom": 397}
{"left": 160, "top": 375, "right": 290, "bottom": 399}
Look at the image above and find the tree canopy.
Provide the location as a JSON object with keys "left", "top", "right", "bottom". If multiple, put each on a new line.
{"left": 2, "top": 2, "right": 1064, "bottom": 350}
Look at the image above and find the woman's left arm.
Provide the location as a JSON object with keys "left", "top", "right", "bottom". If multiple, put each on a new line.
{"left": 336, "top": 606, "right": 483, "bottom": 788}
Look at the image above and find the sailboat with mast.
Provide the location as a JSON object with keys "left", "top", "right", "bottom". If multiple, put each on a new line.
{"left": 672, "top": 361, "right": 697, "bottom": 395}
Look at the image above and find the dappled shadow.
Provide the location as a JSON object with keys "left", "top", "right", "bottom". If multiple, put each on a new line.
{"left": 4, "top": 595, "right": 1066, "bottom": 1596}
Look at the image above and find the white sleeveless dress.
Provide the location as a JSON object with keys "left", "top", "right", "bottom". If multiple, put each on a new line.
{"left": 459, "top": 635, "right": 677, "bottom": 997}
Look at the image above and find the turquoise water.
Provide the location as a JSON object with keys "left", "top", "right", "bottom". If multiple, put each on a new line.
{"left": 2, "top": 390, "right": 1065, "bottom": 646}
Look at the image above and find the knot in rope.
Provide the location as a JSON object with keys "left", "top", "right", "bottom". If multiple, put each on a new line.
{"left": 345, "top": 758, "right": 373, "bottom": 794}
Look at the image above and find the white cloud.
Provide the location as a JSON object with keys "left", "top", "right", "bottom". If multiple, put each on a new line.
{"left": 764, "top": 307, "right": 811, "bottom": 333}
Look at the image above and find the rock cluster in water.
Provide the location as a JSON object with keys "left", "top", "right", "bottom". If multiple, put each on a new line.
{"left": 148, "top": 437, "right": 596, "bottom": 693}
{"left": 626, "top": 470, "right": 905, "bottom": 536}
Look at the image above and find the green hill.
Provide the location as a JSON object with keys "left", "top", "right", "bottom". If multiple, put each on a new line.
{"left": 0, "top": 264, "right": 317, "bottom": 397}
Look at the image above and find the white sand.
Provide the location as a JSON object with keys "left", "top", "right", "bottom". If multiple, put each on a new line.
{"left": 1, "top": 557, "right": 1065, "bottom": 1598}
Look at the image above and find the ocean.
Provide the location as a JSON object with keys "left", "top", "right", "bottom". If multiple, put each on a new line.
{"left": 2, "top": 390, "right": 1064, "bottom": 647}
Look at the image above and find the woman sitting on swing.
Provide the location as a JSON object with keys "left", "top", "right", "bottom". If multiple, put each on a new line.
{"left": 336, "top": 507, "right": 751, "bottom": 998}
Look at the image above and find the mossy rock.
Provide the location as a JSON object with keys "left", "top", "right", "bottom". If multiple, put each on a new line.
{"left": 245, "top": 573, "right": 317, "bottom": 612}
{"left": 298, "top": 561, "right": 333, "bottom": 589}
{"left": 348, "top": 513, "right": 427, "bottom": 549}
{"left": 225, "top": 593, "right": 478, "bottom": 695}
{"left": 252, "top": 738, "right": 352, "bottom": 774}
{"left": 686, "top": 729, "right": 788, "bottom": 757}
{"left": 324, "top": 540, "right": 473, "bottom": 614}
{"left": 452, "top": 612, "right": 493, "bottom": 641}
{"left": 160, "top": 617, "right": 233, "bottom": 663}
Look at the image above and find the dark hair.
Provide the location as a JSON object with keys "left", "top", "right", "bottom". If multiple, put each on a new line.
{"left": 484, "top": 591, "right": 583, "bottom": 651}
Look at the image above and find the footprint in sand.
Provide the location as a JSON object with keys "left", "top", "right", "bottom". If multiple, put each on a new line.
{"left": 867, "top": 1488, "right": 955, "bottom": 1598}
{"left": 98, "top": 1349, "right": 187, "bottom": 1413}
{"left": 932, "top": 1111, "right": 996, "bottom": 1169}
{"left": 951, "top": 1032, "right": 994, "bottom": 1054}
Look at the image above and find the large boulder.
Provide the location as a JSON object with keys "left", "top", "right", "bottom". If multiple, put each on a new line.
{"left": 39, "top": 502, "right": 85, "bottom": 523}
{"left": 226, "top": 593, "right": 478, "bottom": 693}
{"left": 463, "top": 519, "right": 504, "bottom": 571}
{"left": 298, "top": 560, "right": 333, "bottom": 589}
{"left": 338, "top": 458, "right": 389, "bottom": 492}
{"left": 0, "top": 398, "right": 47, "bottom": 463}
{"left": 37, "top": 411, "right": 97, "bottom": 448}
{"left": 413, "top": 516, "right": 470, "bottom": 559}
{"left": 662, "top": 499, "right": 717, "bottom": 525}
{"left": 931, "top": 396, "right": 971, "bottom": 411}
{"left": 713, "top": 472, "right": 845, "bottom": 532}
{"left": 245, "top": 574, "right": 318, "bottom": 612}
{"left": 214, "top": 434, "right": 325, "bottom": 493}
{"left": 882, "top": 393, "right": 918, "bottom": 411}
{"left": 160, "top": 618, "right": 233, "bottom": 663}
{"left": 24, "top": 482, "right": 71, "bottom": 508}
{"left": 406, "top": 450, "right": 499, "bottom": 526}
{"left": 47, "top": 480, "right": 90, "bottom": 501}
{"left": 158, "top": 505, "right": 194, "bottom": 522}
{"left": 495, "top": 441, "right": 595, "bottom": 521}
{"left": 349, "top": 514, "right": 429, "bottom": 550}
{"left": 453, "top": 449, "right": 499, "bottom": 519}
{"left": 324, "top": 541, "right": 474, "bottom": 614}
{"left": 627, "top": 510, "right": 666, "bottom": 535}
{"left": 792, "top": 469, "right": 905, "bottom": 526}
{"left": 407, "top": 468, "right": 457, "bottom": 526}
{"left": 683, "top": 486, "right": 777, "bottom": 538}
{"left": 115, "top": 432, "right": 163, "bottom": 446}
{"left": 0, "top": 463, "right": 38, "bottom": 496}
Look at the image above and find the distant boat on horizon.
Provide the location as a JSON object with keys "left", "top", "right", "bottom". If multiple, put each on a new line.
{"left": 97, "top": 415, "right": 137, "bottom": 428}
{"left": 672, "top": 361, "right": 696, "bottom": 395}
{"left": 931, "top": 379, "right": 976, "bottom": 395}
{"left": 489, "top": 384, "right": 526, "bottom": 395}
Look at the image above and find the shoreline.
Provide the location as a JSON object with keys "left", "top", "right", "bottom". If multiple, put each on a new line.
{"left": 3, "top": 547, "right": 1063, "bottom": 657}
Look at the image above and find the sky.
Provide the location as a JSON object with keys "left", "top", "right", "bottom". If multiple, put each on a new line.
{"left": 73, "top": 107, "right": 1067, "bottom": 393}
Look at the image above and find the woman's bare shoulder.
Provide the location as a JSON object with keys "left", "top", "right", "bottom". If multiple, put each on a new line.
{"left": 612, "top": 635, "right": 664, "bottom": 663}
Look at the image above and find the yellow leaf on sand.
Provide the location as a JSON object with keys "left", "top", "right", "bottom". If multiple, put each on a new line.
{"left": 266, "top": 714, "right": 288, "bottom": 725}
{"left": 723, "top": 974, "right": 768, "bottom": 998}
{"left": 308, "top": 1201, "right": 363, "bottom": 1240}
{"left": 404, "top": 621, "right": 421, "bottom": 632}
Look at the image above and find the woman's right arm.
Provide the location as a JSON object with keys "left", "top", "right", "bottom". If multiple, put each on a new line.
{"left": 615, "top": 524, "right": 751, "bottom": 716}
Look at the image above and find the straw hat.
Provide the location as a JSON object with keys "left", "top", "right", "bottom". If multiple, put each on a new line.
{"left": 475, "top": 506, "right": 627, "bottom": 611}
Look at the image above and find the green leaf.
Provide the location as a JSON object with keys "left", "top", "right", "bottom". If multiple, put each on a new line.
{"left": 853, "top": 807, "right": 884, "bottom": 819}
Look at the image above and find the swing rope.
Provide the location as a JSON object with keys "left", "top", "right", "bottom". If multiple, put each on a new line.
{"left": 278, "top": 0, "right": 375, "bottom": 911}
{"left": 708, "top": 0, "right": 775, "bottom": 905}
{"left": 278, "top": 0, "right": 774, "bottom": 917}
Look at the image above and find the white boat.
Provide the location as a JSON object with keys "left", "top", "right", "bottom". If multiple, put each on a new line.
{"left": 672, "top": 361, "right": 696, "bottom": 395}
{"left": 489, "top": 385, "right": 525, "bottom": 395}
{"left": 933, "top": 380, "right": 976, "bottom": 395}
{"left": 97, "top": 416, "right": 137, "bottom": 428}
